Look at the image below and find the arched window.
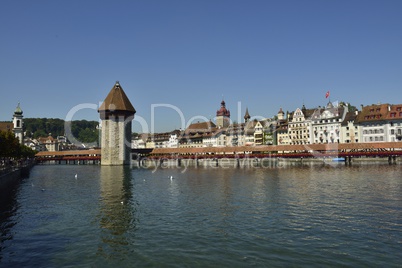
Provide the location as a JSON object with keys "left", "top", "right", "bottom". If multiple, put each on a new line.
{"left": 16, "top": 120, "right": 20, "bottom": 128}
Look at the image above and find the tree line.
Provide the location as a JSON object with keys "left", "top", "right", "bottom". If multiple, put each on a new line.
{"left": 0, "top": 130, "right": 36, "bottom": 158}
{"left": 24, "top": 118, "right": 99, "bottom": 143}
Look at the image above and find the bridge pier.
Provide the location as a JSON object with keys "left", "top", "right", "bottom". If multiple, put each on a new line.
{"left": 389, "top": 155, "right": 397, "bottom": 165}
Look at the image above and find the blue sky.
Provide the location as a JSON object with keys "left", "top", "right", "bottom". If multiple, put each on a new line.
{"left": 1, "top": 0, "right": 401, "bottom": 133}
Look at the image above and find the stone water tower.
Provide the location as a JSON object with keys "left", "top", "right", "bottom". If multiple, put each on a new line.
{"left": 98, "top": 81, "right": 136, "bottom": 165}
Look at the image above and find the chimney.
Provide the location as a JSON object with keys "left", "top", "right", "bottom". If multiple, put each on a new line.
{"left": 360, "top": 104, "right": 364, "bottom": 111}
{"left": 388, "top": 105, "right": 391, "bottom": 111}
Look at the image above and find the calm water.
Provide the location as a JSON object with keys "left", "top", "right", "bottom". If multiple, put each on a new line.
{"left": 0, "top": 163, "right": 401, "bottom": 267}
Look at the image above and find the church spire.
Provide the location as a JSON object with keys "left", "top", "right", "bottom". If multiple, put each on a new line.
{"left": 244, "top": 107, "right": 250, "bottom": 123}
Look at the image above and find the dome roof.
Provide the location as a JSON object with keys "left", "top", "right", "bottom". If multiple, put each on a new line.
{"left": 14, "top": 103, "right": 23, "bottom": 115}
{"left": 216, "top": 100, "right": 230, "bottom": 117}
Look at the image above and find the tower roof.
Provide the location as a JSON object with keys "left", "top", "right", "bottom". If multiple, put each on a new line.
{"left": 14, "top": 102, "right": 23, "bottom": 115}
{"left": 216, "top": 100, "right": 230, "bottom": 117}
{"left": 98, "top": 81, "right": 136, "bottom": 116}
{"left": 244, "top": 107, "right": 250, "bottom": 120}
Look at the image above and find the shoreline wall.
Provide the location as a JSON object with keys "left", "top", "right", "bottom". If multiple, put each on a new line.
{"left": 0, "top": 163, "right": 34, "bottom": 189}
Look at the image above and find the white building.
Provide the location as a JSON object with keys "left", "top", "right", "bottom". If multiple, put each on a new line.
{"left": 168, "top": 134, "right": 179, "bottom": 148}
{"left": 385, "top": 104, "right": 402, "bottom": 142}
{"left": 357, "top": 104, "right": 389, "bottom": 143}
{"left": 310, "top": 102, "right": 348, "bottom": 144}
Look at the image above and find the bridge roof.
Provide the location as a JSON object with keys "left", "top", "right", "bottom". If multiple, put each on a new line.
{"left": 36, "top": 149, "right": 101, "bottom": 157}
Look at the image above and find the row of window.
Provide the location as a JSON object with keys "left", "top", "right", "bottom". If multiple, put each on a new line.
{"left": 390, "top": 112, "right": 402, "bottom": 117}
{"left": 362, "top": 129, "right": 402, "bottom": 135}
{"left": 365, "top": 136, "right": 384, "bottom": 142}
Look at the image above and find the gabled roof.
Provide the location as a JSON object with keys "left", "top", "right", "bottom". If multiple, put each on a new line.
{"left": 98, "top": 81, "right": 136, "bottom": 114}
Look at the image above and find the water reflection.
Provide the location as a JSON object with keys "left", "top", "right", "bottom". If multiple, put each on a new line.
{"left": 97, "top": 166, "right": 136, "bottom": 259}
{"left": 0, "top": 182, "right": 20, "bottom": 261}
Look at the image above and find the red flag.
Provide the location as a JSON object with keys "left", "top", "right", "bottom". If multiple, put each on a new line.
{"left": 325, "top": 91, "right": 330, "bottom": 98}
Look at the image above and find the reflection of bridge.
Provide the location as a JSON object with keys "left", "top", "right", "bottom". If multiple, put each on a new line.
{"left": 148, "top": 142, "right": 402, "bottom": 155}
{"left": 35, "top": 142, "right": 402, "bottom": 164}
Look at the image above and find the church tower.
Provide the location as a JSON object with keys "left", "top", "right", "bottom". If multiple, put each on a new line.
{"left": 13, "top": 103, "right": 24, "bottom": 144}
{"left": 216, "top": 100, "right": 230, "bottom": 128}
{"left": 277, "top": 107, "right": 285, "bottom": 120}
{"left": 98, "top": 82, "right": 136, "bottom": 165}
{"left": 244, "top": 107, "right": 250, "bottom": 123}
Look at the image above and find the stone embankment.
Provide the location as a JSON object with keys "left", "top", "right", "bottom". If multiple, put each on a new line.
{"left": 0, "top": 159, "right": 35, "bottom": 189}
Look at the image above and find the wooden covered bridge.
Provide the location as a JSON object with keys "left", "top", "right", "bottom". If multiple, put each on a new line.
{"left": 35, "top": 142, "right": 402, "bottom": 164}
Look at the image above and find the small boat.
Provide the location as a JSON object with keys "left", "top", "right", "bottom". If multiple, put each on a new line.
{"left": 332, "top": 157, "right": 345, "bottom": 162}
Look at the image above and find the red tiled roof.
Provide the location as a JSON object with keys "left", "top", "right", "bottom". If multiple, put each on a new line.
{"left": 384, "top": 104, "right": 402, "bottom": 120}
{"left": 356, "top": 104, "right": 389, "bottom": 123}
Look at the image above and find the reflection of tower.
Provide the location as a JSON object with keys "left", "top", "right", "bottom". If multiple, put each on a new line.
{"left": 244, "top": 107, "right": 250, "bottom": 123}
{"left": 98, "top": 82, "right": 136, "bottom": 165}
{"left": 216, "top": 100, "right": 230, "bottom": 128}
{"left": 99, "top": 166, "right": 135, "bottom": 257}
{"left": 13, "top": 103, "right": 24, "bottom": 144}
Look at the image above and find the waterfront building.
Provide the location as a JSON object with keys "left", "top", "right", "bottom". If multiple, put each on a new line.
{"left": 356, "top": 103, "right": 402, "bottom": 142}
{"left": 244, "top": 120, "right": 257, "bottom": 146}
{"left": 310, "top": 102, "right": 348, "bottom": 144}
{"left": 226, "top": 109, "right": 252, "bottom": 146}
{"left": 226, "top": 123, "right": 245, "bottom": 146}
{"left": 132, "top": 134, "right": 146, "bottom": 149}
{"left": 340, "top": 111, "right": 361, "bottom": 143}
{"left": 98, "top": 81, "right": 136, "bottom": 165}
{"left": 179, "top": 121, "right": 216, "bottom": 148}
{"left": 254, "top": 119, "right": 276, "bottom": 145}
{"left": 386, "top": 104, "right": 402, "bottom": 141}
{"left": 274, "top": 108, "right": 290, "bottom": 146}
{"left": 140, "top": 130, "right": 181, "bottom": 148}
{"left": 13, "top": 103, "right": 24, "bottom": 144}
{"left": 356, "top": 104, "right": 389, "bottom": 143}
{"left": 254, "top": 121, "right": 264, "bottom": 145}
{"left": 168, "top": 133, "right": 179, "bottom": 148}
{"left": 215, "top": 100, "right": 231, "bottom": 128}
{"left": 38, "top": 135, "right": 60, "bottom": 151}
{"left": 24, "top": 138, "right": 42, "bottom": 151}
{"left": 288, "top": 105, "right": 314, "bottom": 145}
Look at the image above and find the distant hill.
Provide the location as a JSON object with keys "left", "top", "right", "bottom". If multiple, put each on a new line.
{"left": 24, "top": 118, "right": 99, "bottom": 143}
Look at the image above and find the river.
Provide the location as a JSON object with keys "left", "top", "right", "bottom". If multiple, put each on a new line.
{"left": 0, "top": 163, "right": 401, "bottom": 267}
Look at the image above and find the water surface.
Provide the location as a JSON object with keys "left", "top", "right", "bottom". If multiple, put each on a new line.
{"left": 1, "top": 164, "right": 401, "bottom": 267}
